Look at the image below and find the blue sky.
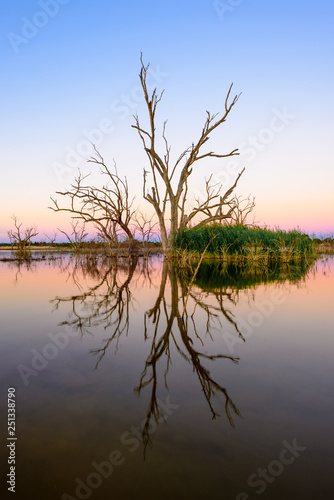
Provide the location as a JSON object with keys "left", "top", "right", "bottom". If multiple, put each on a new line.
{"left": 0, "top": 0, "right": 333, "bottom": 241}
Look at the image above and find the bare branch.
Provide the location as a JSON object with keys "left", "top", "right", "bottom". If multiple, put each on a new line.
{"left": 133, "top": 55, "right": 245, "bottom": 254}
{"left": 180, "top": 168, "right": 245, "bottom": 230}
{"left": 228, "top": 194, "right": 256, "bottom": 226}
{"left": 57, "top": 221, "right": 88, "bottom": 252}
{"left": 133, "top": 211, "right": 158, "bottom": 251}
{"left": 7, "top": 215, "right": 38, "bottom": 255}
{"left": 49, "top": 150, "right": 136, "bottom": 245}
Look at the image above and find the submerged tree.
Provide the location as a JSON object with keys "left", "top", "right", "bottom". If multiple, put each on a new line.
{"left": 133, "top": 55, "right": 246, "bottom": 256}
{"left": 49, "top": 56, "right": 249, "bottom": 255}
{"left": 49, "top": 146, "right": 135, "bottom": 247}
{"left": 7, "top": 215, "right": 38, "bottom": 256}
{"left": 57, "top": 221, "right": 88, "bottom": 252}
{"left": 133, "top": 211, "right": 159, "bottom": 255}
{"left": 228, "top": 194, "right": 256, "bottom": 226}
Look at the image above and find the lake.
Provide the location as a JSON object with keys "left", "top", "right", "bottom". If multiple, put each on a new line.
{"left": 0, "top": 253, "right": 333, "bottom": 499}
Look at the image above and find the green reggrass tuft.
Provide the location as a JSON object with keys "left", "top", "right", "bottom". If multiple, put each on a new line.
{"left": 175, "top": 224, "right": 316, "bottom": 261}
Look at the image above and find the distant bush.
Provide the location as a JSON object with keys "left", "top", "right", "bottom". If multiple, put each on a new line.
{"left": 175, "top": 224, "right": 316, "bottom": 261}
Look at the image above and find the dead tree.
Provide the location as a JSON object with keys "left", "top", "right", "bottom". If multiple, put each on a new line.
{"left": 132, "top": 55, "right": 245, "bottom": 256}
{"left": 133, "top": 211, "right": 158, "bottom": 254}
{"left": 57, "top": 221, "right": 88, "bottom": 252}
{"left": 228, "top": 195, "right": 256, "bottom": 226}
{"left": 7, "top": 215, "right": 38, "bottom": 255}
{"left": 49, "top": 146, "right": 135, "bottom": 247}
{"left": 44, "top": 232, "right": 58, "bottom": 246}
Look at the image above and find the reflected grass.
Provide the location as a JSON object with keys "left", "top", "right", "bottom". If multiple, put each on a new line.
{"left": 177, "top": 258, "right": 315, "bottom": 291}
{"left": 47, "top": 254, "right": 319, "bottom": 453}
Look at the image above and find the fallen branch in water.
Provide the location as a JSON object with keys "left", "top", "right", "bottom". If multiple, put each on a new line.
{"left": 181, "top": 234, "right": 217, "bottom": 318}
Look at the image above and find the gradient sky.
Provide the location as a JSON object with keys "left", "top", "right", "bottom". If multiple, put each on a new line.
{"left": 0, "top": 0, "right": 333, "bottom": 241}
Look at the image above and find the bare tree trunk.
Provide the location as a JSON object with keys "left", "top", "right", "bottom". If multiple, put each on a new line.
{"left": 49, "top": 146, "right": 135, "bottom": 251}
{"left": 169, "top": 197, "right": 179, "bottom": 252}
{"left": 133, "top": 55, "right": 246, "bottom": 258}
{"left": 157, "top": 213, "right": 169, "bottom": 255}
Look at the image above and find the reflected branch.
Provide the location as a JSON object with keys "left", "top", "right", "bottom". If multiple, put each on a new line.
{"left": 136, "top": 262, "right": 241, "bottom": 453}
{"left": 50, "top": 254, "right": 313, "bottom": 454}
{"left": 51, "top": 255, "right": 138, "bottom": 368}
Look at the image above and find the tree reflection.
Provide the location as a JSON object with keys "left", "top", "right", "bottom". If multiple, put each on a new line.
{"left": 51, "top": 255, "right": 314, "bottom": 450}
{"left": 52, "top": 254, "right": 138, "bottom": 365}
{"left": 6, "top": 258, "right": 37, "bottom": 284}
{"left": 1, "top": 253, "right": 62, "bottom": 284}
{"left": 136, "top": 262, "right": 241, "bottom": 450}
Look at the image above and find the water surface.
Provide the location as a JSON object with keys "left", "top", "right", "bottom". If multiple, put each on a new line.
{"left": 0, "top": 254, "right": 333, "bottom": 499}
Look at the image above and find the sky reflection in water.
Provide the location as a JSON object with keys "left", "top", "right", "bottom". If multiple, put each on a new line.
{"left": 0, "top": 254, "right": 333, "bottom": 499}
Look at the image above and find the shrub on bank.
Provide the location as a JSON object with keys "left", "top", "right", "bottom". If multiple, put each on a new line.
{"left": 175, "top": 224, "right": 315, "bottom": 260}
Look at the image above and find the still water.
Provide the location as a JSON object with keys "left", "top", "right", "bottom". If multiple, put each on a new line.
{"left": 0, "top": 254, "right": 333, "bottom": 499}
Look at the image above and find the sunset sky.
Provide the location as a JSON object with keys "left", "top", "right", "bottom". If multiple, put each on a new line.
{"left": 0, "top": 0, "right": 333, "bottom": 241}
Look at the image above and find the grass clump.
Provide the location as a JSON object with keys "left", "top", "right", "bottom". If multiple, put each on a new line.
{"left": 175, "top": 224, "right": 316, "bottom": 262}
